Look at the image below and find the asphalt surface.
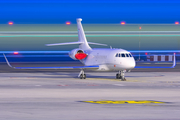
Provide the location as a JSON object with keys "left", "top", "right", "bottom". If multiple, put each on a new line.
{"left": 0, "top": 62, "right": 180, "bottom": 120}
{"left": 0, "top": 72, "right": 180, "bottom": 120}
{"left": 0, "top": 62, "right": 179, "bottom": 73}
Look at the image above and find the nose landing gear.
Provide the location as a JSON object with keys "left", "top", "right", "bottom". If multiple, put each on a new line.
{"left": 78, "top": 69, "right": 86, "bottom": 79}
{"left": 116, "top": 70, "right": 126, "bottom": 81}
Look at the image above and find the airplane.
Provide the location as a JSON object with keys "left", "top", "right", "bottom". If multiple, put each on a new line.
{"left": 3, "top": 18, "right": 176, "bottom": 81}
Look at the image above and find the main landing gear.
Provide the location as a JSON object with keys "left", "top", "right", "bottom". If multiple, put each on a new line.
{"left": 116, "top": 70, "right": 126, "bottom": 81}
{"left": 78, "top": 69, "right": 126, "bottom": 80}
{"left": 78, "top": 69, "right": 86, "bottom": 79}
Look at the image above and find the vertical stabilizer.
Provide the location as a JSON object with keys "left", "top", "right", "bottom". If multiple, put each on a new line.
{"left": 77, "top": 18, "right": 91, "bottom": 50}
{"left": 46, "top": 18, "right": 106, "bottom": 48}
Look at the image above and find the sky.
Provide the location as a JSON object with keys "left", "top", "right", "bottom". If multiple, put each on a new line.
{"left": 0, "top": 0, "right": 180, "bottom": 24}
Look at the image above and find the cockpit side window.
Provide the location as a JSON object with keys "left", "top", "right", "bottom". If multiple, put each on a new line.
{"left": 126, "top": 53, "right": 129, "bottom": 57}
{"left": 115, "top": 53, "right": 118, "bottom": 57}
{"left": 121, "top": 53, "right": 125, "bottom": 57}
{"left": 129, "top": 54, "right": 132, "bottom": 57}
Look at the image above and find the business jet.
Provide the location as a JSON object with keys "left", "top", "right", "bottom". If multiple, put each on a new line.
{"left": 3, "top": 18, "right": 176, "bottom": 81}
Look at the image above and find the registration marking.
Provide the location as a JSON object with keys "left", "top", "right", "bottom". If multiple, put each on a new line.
{"left": 82, "top": 100, "right": 165, "bottom": 104}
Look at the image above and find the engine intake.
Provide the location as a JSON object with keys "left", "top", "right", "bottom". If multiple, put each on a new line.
{"left": 69, "top": 49, "right": 87, "bottom": 60}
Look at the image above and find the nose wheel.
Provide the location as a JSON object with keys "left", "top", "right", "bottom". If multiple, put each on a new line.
{"left": 116, "top": 74, "right": 121, "bottom": 79}
{"left": 116, "top": 70, "right": 126, "bottom": 81}
{"left": 78, "top": 69, "right": 86, "bottom": 79}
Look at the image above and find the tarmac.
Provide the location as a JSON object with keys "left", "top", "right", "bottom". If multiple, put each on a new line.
{"left": 0, "top": 62, "right": 179, "bottom": 73}
{"left": 0, "top": 63, "right": 180, "bottom": 120}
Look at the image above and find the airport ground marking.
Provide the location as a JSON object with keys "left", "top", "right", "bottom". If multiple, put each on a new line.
{"left": 87, "top": 78, "right": 121, "bottom": 82}
{"left": 81, "top": 100, "right": 165, "bottom": 104}
{"left": 57, "top": 84, "right": 69, "bottom": 86}
{"left": 87, "top": 78, "right": 146, "bottom": 83}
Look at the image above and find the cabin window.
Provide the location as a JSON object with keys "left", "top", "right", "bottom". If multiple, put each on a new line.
{"left": 115, "top": 53, "right": 118, "bottom": 57}
{"left": 126, "top": 53, "right": 129, "bottom": 57}
{"left": 121, "top": 53, "right": 125, "bottom": 57}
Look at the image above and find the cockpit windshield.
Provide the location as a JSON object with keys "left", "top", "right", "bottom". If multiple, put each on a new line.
{"left": 119, "top": 54, "right": 121, "bottom": 57}
{"left": 115, "top": 53, "right": 132, "bottom": 57}
{"left": 121, "top": 53, "right": 125, "bottom": 57}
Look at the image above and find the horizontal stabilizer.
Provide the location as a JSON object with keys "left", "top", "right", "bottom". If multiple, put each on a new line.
{"left": 135, "top": 53, "right": 176, "bottom": 68}
{"left": 3, "top": 54, "right": 99, "bottom": 69}
{"left": 88, "top": 42, "right": 107, "bottom": 46}
{"left": 46, "top": 42, "right": 83, "bottom": 46}
{"left": 46, "top": 42, "right": 107, "bottom": 47}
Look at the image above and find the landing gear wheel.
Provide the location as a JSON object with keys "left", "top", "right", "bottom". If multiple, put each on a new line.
{"left": 116, "top": 74, "right": 121, "bottom": 79}
{"left": 79, "top": 69, "right": 86, "bottom": 79}
{"left": 116, "top": 74, "right": 118, "bottom": 79}
{"left": 80, "top": 74, "right": 86, "bottom": 79}
{"left": 80, "top": 74, "right": 83, "bottom": 79}
{"left": 83, "top": 74, "right": 86, "bottom": 79}
{"left": 116, "top": 70, "right": 126, "bottom": 81}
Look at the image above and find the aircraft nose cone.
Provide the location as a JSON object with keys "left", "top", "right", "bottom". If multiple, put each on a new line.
{"left": 127, "top": 59, "right": 136, "bottom": 69}
{"left": 131, "top": 60, "right": 136, "bottom": 68}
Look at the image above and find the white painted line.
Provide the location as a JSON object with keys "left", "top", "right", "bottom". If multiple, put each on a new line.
{"left": 113, "top": 84, "right": 125, "bottom": 86}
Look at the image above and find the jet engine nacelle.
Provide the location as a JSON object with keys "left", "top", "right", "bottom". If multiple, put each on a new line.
{"left": 69, "top": 49, "right": 87, "bottom": 60}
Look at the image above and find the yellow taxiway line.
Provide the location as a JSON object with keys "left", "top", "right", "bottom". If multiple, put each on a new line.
{"left": 82, "top": 100, "right": 165, "bottom": 104}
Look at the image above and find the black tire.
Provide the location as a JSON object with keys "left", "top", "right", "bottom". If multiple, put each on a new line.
{"left": 118, "top": 74, "right": 121, "bottom": 79}
{"left": 116, "top": 74, "right": 118, "bottom": 79}
{"left": 80, "top": 74, "right": 83, "bottom": 79}
{"left": 83, "top": 74, "right": 86, "bottom": 79}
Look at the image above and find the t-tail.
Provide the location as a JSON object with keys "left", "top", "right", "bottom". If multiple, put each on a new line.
{"left": 46, "top": 18, "right": 107, "bottom": 50}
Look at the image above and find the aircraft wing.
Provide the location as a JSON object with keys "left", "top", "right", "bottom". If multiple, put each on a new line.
{"left": 135, "top": 53, "right": 176, "bottom": 68}
{"left": 3, "top": 54, "right": 99, "bottom": 69}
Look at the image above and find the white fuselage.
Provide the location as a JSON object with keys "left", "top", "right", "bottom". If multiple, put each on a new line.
{"left": 81, "top": 48, "right": 136, "bottom": 71}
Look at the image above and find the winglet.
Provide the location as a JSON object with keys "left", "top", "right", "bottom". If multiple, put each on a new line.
{"left": 3, "top": 54, "right": 15, "bottom": 69}
{"left": 171, "top": 53, "right": 176, "bottom": 68}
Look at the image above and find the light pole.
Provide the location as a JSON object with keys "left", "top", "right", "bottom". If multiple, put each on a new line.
{"left": 139, "top": 26, "right": 141, "bottom": 61}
